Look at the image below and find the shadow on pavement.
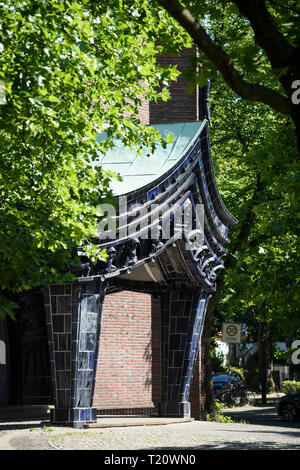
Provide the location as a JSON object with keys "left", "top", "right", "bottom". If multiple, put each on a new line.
{"left": 223, "top": 405, "right": 300, "bottom": 429}
{"left": 143, "top": 439, "right": 300, "bottom": 450}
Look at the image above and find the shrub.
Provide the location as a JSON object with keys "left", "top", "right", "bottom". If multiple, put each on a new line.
{"left": 280, "top": 381, "right": 300, "bottom": 394}
{"left": 206, "top": 400, "right": 233, "bottom": 423}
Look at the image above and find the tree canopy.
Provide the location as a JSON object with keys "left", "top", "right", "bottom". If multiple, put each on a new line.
{"left": 0, "top": 0, "right": 188, "bottom": 317}
{"left": 156, "top": 0, "right": 300, "bottom": 155}
{"left": 211, "top": 81, "right": 299, "bottom": 340}
{"left": 159, "top": 1, "right": 300, "bottom": 405}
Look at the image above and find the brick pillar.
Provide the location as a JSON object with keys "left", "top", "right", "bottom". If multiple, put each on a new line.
{"left": 158, "top": 288, "right": 210, "bottom": 418}
{"left": 43, "top": 278, "right": 106, "bottom": 428}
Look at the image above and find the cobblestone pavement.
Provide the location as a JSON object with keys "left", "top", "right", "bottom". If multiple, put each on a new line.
{"left": 0, "top": 408, "right": 300, "bottom": 451}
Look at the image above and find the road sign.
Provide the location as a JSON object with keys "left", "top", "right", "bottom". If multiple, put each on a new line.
{"left": 222, "top": 322, "right": 242, "bottom": 343}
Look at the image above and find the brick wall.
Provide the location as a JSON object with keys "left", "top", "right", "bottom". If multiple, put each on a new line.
{"left": 94, "top": 291, "right": 156, "bottom": 414}
{"left": 94, "top": 290, "right": 202, "bottom": 417}
{"left": 137, "top": 47, "right": 198, "bottom": 125}
{"left": 151, "top": 296, "right": 162, "bottom": 414}
{"left": 150, "top": 49, "right": 198, "bottom": 124}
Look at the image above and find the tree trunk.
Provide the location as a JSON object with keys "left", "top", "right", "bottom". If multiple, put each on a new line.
{"left": 199, "top": 294, "right": 216, "bottom": 420}
{"left": 257, "top": 320, "right": 273, "bottom": 404}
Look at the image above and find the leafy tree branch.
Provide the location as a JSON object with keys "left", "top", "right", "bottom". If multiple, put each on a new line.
{"left": 156, "top": 0, "right": 293, "bottom": 114}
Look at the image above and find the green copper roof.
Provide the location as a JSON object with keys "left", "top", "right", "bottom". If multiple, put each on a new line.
{"left": 96, "top": 121, "right": 206, "bottom": 196}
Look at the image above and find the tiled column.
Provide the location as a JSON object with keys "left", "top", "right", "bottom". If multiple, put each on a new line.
{"left": 159, "top": 288, "right": 210, "bottom": 418}
{"left": 43, "top": 278, "right": 106, "bottom": 428}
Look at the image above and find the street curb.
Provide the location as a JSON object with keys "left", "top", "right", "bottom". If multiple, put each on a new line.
{"left": 84, "top": 417, "right": 194, "bottom": 428}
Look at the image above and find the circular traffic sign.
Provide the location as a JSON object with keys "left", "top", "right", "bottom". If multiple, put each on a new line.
{"left": 226, "top": 324, "right": 238, "bottom": 337}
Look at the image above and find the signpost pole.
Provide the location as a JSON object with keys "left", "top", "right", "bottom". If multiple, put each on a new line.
{"left": 228, "top": 343, "right": 231, "bottom": 386}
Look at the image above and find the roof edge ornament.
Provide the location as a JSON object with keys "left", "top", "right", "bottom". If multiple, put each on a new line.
{"left": 72, "top": 116, "right": 237, "bottom": 291}
{"left": 199, "top": 79, "right": 211, "bottom": 124}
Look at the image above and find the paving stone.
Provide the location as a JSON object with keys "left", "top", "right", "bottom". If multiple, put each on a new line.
{"left": 1, "top": 412, "right": 300, "bottom": 451}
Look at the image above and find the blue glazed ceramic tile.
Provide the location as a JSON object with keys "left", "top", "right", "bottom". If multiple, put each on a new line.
{"left": 50, "top": 284, "right": 65, "bottom": 296}
{"left": 52, "top": 315, "right": 64, "bottom": 333}
{"left": 64, "top": 314, "right": 72, "bottom": 333}
{"left": 57, "top": 295, "right": 71, "bottom": 314}
{"left": 80, "top": 295, "right": 99, "bottom": 314}
{"left": 81, "top": 312, "right": 98, "bottom": 333}
{"left": 71, "top": 408, "right": 79, "bottom": 421}
{"left": 55, "top": 352, "right": 65, "bottom": 371}
{"left": 89, "top": 352, "right": 94, "bottom": 370}
{"left": 71, "top": 340, "right": 79, "bottom": 356}
{"left": 78, "top": 351, "right": 89, "bottom": 370}
{"left": 50, "top": 296, "right": 57, "bottom": 313}
{"left": 80, "top": 408, "right": 91, "bottom": 421}
{"left": 91, "top": 408, "right": 97, "bottom": 421}
{"left": 65, "top": 284, "right": 72, "bottom": 294}
{"left": 79, "top": 333, "right": 96, "bottom": 352}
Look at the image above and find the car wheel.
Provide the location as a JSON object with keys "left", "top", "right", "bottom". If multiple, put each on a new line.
{"left": 281, "top": 402, "right": 297, "bottom": 422}
{"left": 240, "top": 393, "right": 249, "bottom": 406}
{"left": 221, "top": 391, "right": 233, "bottom": 407}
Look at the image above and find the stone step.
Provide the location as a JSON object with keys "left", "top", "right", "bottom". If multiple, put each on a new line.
{"left": 0, "top": 405, "right": 53, "bottom": 420}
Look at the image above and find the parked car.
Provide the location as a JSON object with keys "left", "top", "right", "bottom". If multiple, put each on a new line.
{"left": 213, "top": 372, "right": 248, "bottom": 406}
{"left": 277, "top": 393, "right": 300, "bottom": 422}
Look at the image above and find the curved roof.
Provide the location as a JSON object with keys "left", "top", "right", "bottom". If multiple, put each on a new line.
{"left": 75, "top": 119, "right": 238, "bottom": 291}
{"left": 96, "top": 121, "right": 206, "bottom": 196}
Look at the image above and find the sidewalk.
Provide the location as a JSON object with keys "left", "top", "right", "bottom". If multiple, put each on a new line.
{"left": 0, "top": 400, "right": 299, "bottom": 451}
{"left": 251, "top": 392, "right": 285, "bottom": 404}
{"left": 0, "top": 416, "right": 196, "bottom": 450}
